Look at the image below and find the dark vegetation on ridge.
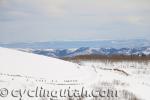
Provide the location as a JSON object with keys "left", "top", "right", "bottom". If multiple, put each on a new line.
{"left": 63, "top": 54, "right": 150, "bottom": 62}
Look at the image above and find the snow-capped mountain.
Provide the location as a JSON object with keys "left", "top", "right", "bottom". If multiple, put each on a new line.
{"left": 17, "top": 47, "right": 150, "bottom": 58}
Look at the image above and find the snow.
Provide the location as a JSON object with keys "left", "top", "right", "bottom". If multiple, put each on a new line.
{"left": 0, "top": 47, "right": 96, "bottom": 83}
{"left": 79, "top": 60, "right": 150, "bottom": 100}
{"left": 0, "top": 47, "right": 150, "bottom": 100}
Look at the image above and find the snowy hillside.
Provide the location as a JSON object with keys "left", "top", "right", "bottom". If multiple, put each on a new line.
{"left": 0, "top": 47, "right": 95, "bottom": 82}
{"left": 0, "top": 47, "right": 150, "bottom": 100}
{"left": 18, "top": 47, "right": 150, "bottom": 58}
{"left": 0, "top": 47, "right": 97, "bottom": 100}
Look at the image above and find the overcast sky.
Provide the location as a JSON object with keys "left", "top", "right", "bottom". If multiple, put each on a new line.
{"left": 0, "top": 0, "right": 150, "bottom": 43}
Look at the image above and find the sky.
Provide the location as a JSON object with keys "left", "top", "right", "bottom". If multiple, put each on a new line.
{"left": 0, "top": 0, "right": 150, "bottom": 43}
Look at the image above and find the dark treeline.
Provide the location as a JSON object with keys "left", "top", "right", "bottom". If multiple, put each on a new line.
{"left": 63, "top": 54, "right": 150, "bottom": 62}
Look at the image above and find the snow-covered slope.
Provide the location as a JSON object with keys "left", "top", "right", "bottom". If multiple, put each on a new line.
{"left": 0, "top": 47, "right": 98, "bottom": 100}
{"left": 1, "top": 47, "right": 150, "bottom": 100}
{"left": 0, "top": 47, "right": 96, "bottom": 83}
{"left": 76, "top": 60, "right": 150, "bottom": 100}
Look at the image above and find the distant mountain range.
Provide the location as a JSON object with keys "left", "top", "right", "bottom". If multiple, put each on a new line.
{"left": 0, "top": 39, "right": 150, "bottom": 58}
{"left": 0, "top": 39, "right": 150, "bottom": 49}
{"left": 18, "top": 47, "right": 150, "bottom": 58}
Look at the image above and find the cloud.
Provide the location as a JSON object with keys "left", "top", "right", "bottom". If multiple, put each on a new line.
{"left": 0, "top": 0, "right": 150, "bottom": 42}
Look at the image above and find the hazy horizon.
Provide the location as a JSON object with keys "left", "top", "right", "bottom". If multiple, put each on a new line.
{"left": 0, "top": 39, "right": 149, "bottom": 49}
